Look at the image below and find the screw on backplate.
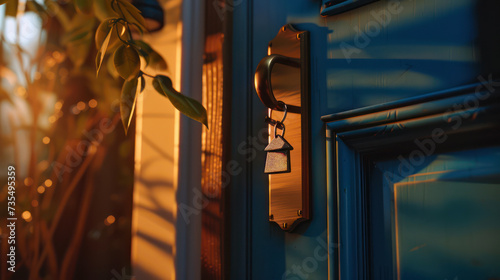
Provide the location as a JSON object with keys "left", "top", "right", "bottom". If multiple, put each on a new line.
{"left": 269, "top": 214, "right": 274, "bottom": 220}
{"left": 283, "top": 223, "right": 288, "bottom": 229}
{"left": 297, "top": 210, "right": 303, "bottom": 216}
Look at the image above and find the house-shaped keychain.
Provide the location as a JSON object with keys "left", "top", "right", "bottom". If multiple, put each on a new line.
{"left": 264, "top": 135, "right": 293, "bottom": 174}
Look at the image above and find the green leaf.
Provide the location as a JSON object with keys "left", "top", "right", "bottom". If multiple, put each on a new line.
{"left": 5, "top": 0, "right": 18, "bottom": 17}
{"left": 131, "top": 40, "right": 153, "bottom": 53}
{"left": 120, "top": 77, "right": 140, "bottom": 133}
{"left": 153, "top": 75, "right": 208, "bottom": 127}
{"left": 106, "top": 56, "right": 120, "bottom": 79}
{"left": 95, "top": 19, "right": 113, "bottom": 48}
{"left": 130, "top": 43, "right": 149, "bottom": 63}
{"left": 95, "top": 18, "right": 121, "bottom": 52}
{"left": 148, "top": 52, "right": 168, "bottom": 71}
{"left": 96, "top": 28, "right": 113, "bottom": 76}
{"left": 75, "top": 0, "right": 93, "bottom": 14}
{"left": 93, "top": 0, "right": 118, "bottom": 21}
{"left": 113, "top": 45, "right": 141, "bottom": 80}
{"left": 114, "top": 0, "right": 147, "bottom": 32}
{"left": 61, "top": 14, "right": 95, "bottom": 67}
{"left": 62, "top": 14, "right": 96, "bottom": 44}
{"left": 131, "top": 40, "right": 168, "bottom": 71}
{"left": 95, "top": 50, "right": 102, "bottom": 72}
{"left": 62, "top": 30, "right": 89, "bottom": 44}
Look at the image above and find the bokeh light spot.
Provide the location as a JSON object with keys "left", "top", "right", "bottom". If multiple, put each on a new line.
{"left": 24, "top": 177, "right": 33, "bottom": 186}
{"left": 88, "top": 99, "right": 98, "bottom": 108}
{"left": 44, "top": 179, "right": 52, "bottom": 187}
{"left": 76, "top": 101, "right": 86, "bottom": 111}
{"left": 71, "top": 106, "right": 80, "bottom": 115}
{"left": 104, "top": 215, "right": 116, "bottom": 226}
{"left": 22, "top": 211, "right": 32, "bottom": 222}
{"left": 54, "top": 101, "right": 63, "bottom": 110}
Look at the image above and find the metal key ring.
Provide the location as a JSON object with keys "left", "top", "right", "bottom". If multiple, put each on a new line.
{"left": 274, "top": 122, "right": 285, "bottom": 137}
{"left": 278, "top": 101, "right": 287, "bottom": 123}
{"left": 274, "top": 102, "right": 287, "bottom": 137}
{"left": 267, "top": 102, "right": 288, "bottom": 124}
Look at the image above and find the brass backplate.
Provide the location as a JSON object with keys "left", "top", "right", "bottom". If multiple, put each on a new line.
{"left": 267, "top": 24, "right": 310, "bottom": 231}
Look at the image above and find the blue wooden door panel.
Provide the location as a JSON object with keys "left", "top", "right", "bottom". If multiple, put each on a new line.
{"left": 375, "top": 147, "right": 500, "bottom": 280}
{"left": 322, "top": 0, "right": 480, "bottom": 116}
{"left": 229, "top": 0, "right": 494, "bottom": 279}
{"left": 325, "top": 80, "right": 500, "bottom": 279}
{"left": 231, "top": 1, "right": 330, "bottom": 279}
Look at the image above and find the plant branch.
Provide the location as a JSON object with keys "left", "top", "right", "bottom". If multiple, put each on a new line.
{"left": 32, "top": 113, "right": 121, "bottom": 278}
{"left": 59, "top": 160, "right": 100, "bottom": 280}
{"left": 31, "top": 146, "right": 97, "bottom": 279}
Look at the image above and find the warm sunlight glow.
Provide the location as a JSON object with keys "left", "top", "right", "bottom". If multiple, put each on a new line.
{"left": 16, "top": 86, "right": 26, "bottom": 97}
{"left": 42, "top": 137, "right": 50, "bottom": 144}
{"left": 22, "top": 211, "right": 32, "bottom": 222}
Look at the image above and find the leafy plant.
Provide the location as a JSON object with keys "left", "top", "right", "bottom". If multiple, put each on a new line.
{"left": 0, "top": 1, "right": 205, "bottom": 279}
{"left": 93, "top": 0, "right": 208, "bottom": 132}
{"left": 1, "top": 0, "right": 208, "bottom": 133}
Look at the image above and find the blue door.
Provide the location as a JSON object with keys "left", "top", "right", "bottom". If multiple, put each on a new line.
{"left": 229, "top": 0, "right": 500, "bottom": 279}
{"left": 372, "top": 147, "right": 500, "bottom": 279}
{"left": 325, "top": 82, "right": 500, "bottom": 279}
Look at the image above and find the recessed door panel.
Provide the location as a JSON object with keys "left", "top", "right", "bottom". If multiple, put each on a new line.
{"left": 325, "top": 82, "right": 500, "bottom": 280}
{"left": 370, "top": 147, "right": 500, "bottom": 280}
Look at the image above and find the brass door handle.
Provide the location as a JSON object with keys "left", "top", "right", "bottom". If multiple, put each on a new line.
{"left": 254, "top": 54, "right": 301, "bottom": 114}
{"left": 253, "top": 24, "right": 311, "bottom": 232}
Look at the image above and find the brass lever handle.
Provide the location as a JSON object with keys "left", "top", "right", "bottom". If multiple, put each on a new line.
{"left": 254, "top": 54, "right": 301, "bottom": 114}
{"left": 255, "top": 24, "right": 311, "bottom": 232}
